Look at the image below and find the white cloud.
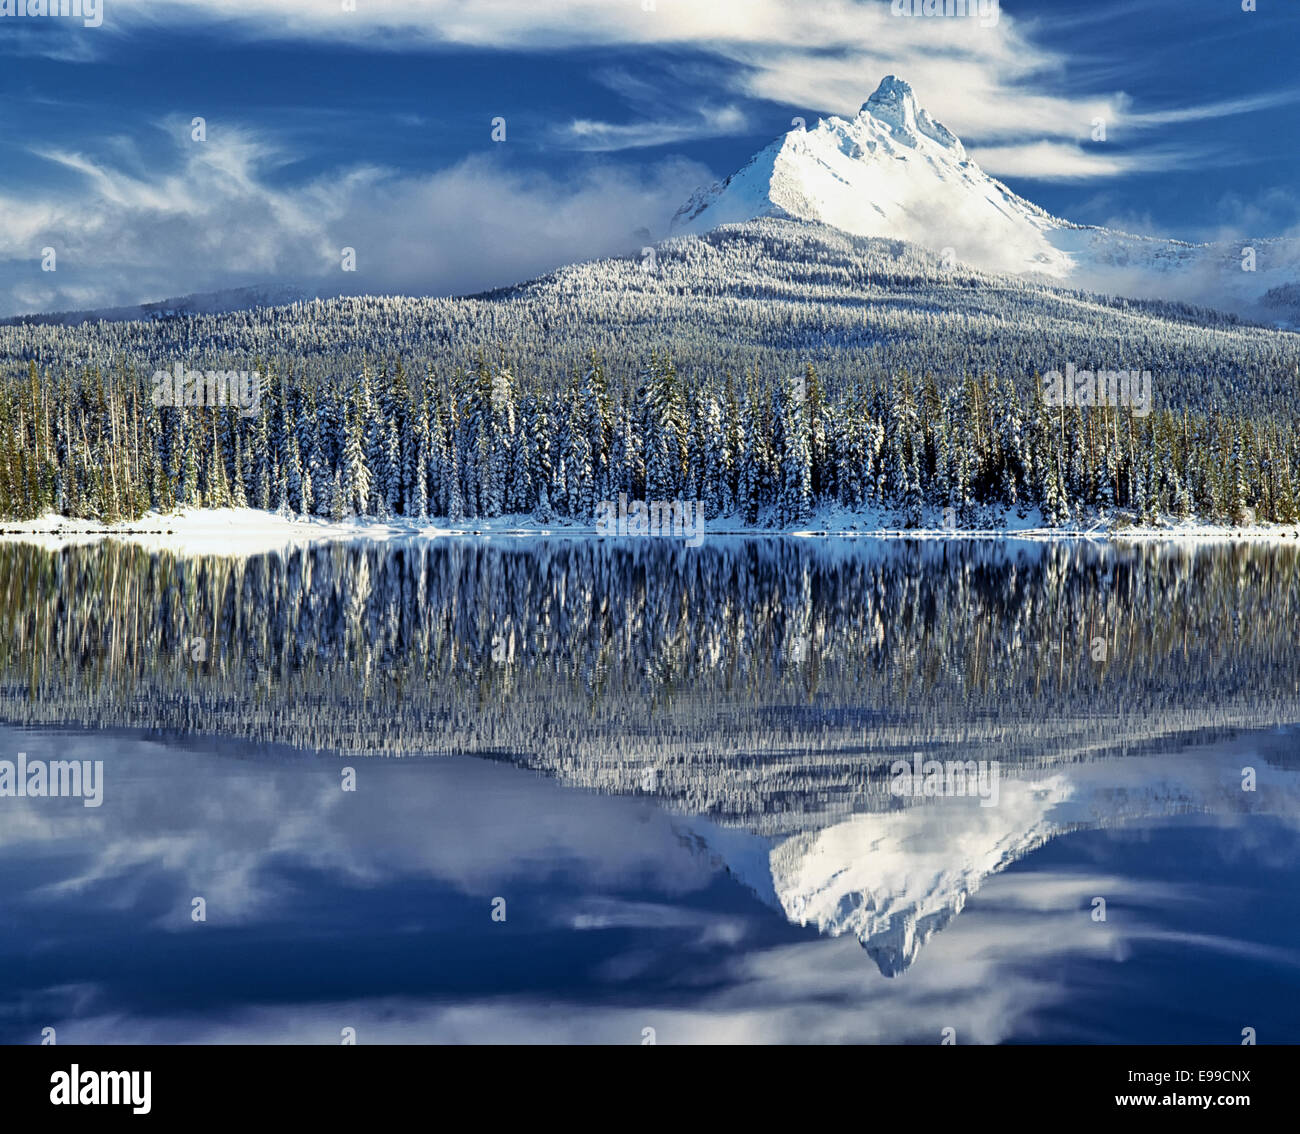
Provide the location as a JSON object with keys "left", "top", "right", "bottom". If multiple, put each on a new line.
{"left": 0, "top": 126, "right": 709, "bottom": 316}
{"left": 559, "top": 105, "right": 751, "bottom": 152}
{"left": 6, "top": 0, "right": 1291, "bottom": 311}
{"left": 1127, "top": 90, "right": 1300, "bottom": 128}
{"left": 970, "top": 141, "right": 1196, "bottom": 182}
{"left": 96, "top": 0, "right": 1283, "bottom": 160}
{"left": 101, "top": 0, "right": 1010, "bottom": 51}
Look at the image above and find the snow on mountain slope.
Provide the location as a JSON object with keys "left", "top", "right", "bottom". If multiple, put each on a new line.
{"left": 674, "top": 76, "right": 1300, "bottom": 321}
{"left": 676, "top": 76, "right": 1073, "bottom": 280}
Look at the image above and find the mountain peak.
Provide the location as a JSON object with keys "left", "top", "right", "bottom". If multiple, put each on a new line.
{"left": 669, "top": 74, "right": 1083, "bottom": 280}
{"left": 862, "top": 75, "right": 918, "bottom": 131}
{"left": 860, "top": 74, "right": 963, "bottom": 153}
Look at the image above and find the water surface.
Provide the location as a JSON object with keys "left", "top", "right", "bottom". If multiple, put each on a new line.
{"left": 1, "top": 538, "right": 1297, "bottom": 1043}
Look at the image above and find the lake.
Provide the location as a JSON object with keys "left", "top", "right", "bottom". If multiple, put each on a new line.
{"left": 1, "top": 537, "right": 1297, "bottom": 1043}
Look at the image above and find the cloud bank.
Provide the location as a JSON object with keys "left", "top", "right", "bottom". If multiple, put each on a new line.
{"left": 0, "top": 126, "right": 708, "bottom": 317}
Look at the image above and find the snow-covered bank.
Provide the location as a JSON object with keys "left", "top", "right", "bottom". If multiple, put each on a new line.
{"left": 2, "top": 505, "right": 1298, "bottom": 557}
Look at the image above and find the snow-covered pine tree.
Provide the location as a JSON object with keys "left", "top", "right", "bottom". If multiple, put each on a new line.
{"left": 429, "top": 377, "right": 450, "bottom": 516}
{"left": 738, "top": 383, "right": 764, "bottom": 526}
{"left": 414, "top": 431, "right": 429, "bottom": 521}
{"left": 563, "top": 382, "right": 594, "bottom": 521}
{"left": 722, "top": 370, "right": 741, "bottom": 515}
{"left": 328, "top": 467, "right": 345, "bottom": 522}
{"left": 507, "top": 396, "right": 533, "bottom": 516}
{"left": 582, "top": 358, "right": 609, "bottom": 505}
{"left": 405, "top": 365, "right": 429, "bottom": 519}
{"left": 703, "top": 393, "right": 724, "bottom": 518}
{"left": 230, "top": 422, "right": 248, "bottom": 509}
{"left": 341, "top": 393, "right": 371, "bottom": 518}
{"left": 804, "top": 363, "right": 828, "bottom": 504}
{"left": 642, "top": 355, "right": 685, "bottom": 503}
{"left": 775, "top": 372, "right": 812, "bottom": 527}
{"left": 489, "top": 361, "right": 518, "bottom": 518}
{"left": 530, "top": 394, "right": 553, "bottom": 524}
{"left": 839, "top": 388, "right": 866, "bottom": 510}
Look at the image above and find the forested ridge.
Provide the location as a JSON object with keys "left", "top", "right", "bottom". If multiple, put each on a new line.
{"left": 1, "top": 220, "right": 1298, "bottom": 528}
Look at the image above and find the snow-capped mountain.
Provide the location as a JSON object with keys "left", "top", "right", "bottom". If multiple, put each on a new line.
{"left": 674, "top": 76, "right": 1300, "bottom": 322}
{"left": 675, "top": 76, "right": 1073, "bottom": 281}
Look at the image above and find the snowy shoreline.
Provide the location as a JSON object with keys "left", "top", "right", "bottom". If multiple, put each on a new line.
{"left": 1, "top": 507, "right": 1298, "bottom": 557}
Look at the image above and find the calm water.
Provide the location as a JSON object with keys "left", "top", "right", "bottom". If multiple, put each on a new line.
{"left": 0, "top": 538, "right": 1297, "bottom": 1044}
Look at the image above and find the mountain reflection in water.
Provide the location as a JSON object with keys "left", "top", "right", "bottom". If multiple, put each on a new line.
{"left": 0, "top": 537, "right": 1297, "bottom": 1041}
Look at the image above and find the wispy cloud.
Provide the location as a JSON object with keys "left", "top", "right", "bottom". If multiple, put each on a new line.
{"left": 6, "top": 0, "right": 1293, "bottom": 310}
{"left": 0, "top": 124, "right": 709, "bottom": 317}
{"left": 971, "top": 141, "right": 1201, "bottom": 182}
{"left": 559, "top": 105, "right": 751, "bottom": 152}
{"left": 1127, "top": 90, "right": 1300, "bottom": 128}
{"left": 97, "top": 0, "right": 1283, "bottom": 176}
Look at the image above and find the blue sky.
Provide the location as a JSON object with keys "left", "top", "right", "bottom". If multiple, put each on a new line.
{"left": 1, "top": 0, "right": 1297, "bottom": 315}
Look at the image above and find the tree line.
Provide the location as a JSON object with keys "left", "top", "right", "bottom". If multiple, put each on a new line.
{"left": 0, "top": 351, "right": 1295, "bottom": 528}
